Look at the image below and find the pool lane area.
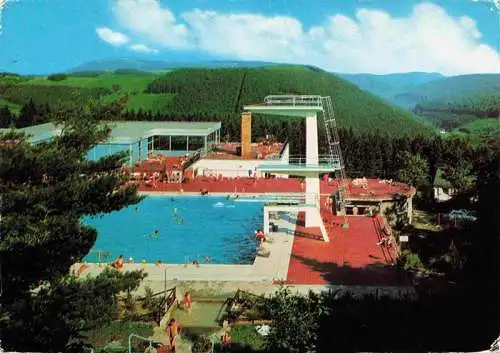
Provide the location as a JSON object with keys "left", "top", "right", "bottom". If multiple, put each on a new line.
{"left": 84, "top": 195, "right": 265, "bottom": 265}
{"left": 75, "top": 210, "right": 297, "bottom": 282}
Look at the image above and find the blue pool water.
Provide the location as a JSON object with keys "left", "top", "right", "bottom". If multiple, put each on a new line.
{"left": 84, "top": 196, "right": 264, "bottom": 264}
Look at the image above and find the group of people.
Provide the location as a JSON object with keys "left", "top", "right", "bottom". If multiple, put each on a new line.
{"left": 158, "top": 293, "right": 231, "bottom": 352}
{"left": 111, "top": 255, "right": 167, "bottom": 269}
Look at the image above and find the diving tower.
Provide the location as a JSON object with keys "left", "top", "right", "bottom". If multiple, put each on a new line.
{"left": 243, "top": 95, "right": 348, "bottom": 242}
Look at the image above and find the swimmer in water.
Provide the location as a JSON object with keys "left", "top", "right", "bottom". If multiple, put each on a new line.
{"left": 145, "top": 230, "right": 160, "bottom": 239}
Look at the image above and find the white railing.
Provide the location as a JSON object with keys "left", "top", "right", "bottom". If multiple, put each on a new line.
{"left": 264, "top": 95, "right": 323, "bottom": 107}
{"left": 288, "top": 154, "right": 341, "bottom": 167}
{"left": 233, "top": 192, "right": 326, "bottom": 206}
{"left": 87, "top": 249, "right": 112, "bottom": 263}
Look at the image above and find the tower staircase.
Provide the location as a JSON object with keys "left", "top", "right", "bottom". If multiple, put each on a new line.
{"left": 320, "top": 96, "right": 349, "bottom": 226}
{"left": 243, "top": 95, "right": 348, "bottom": 240}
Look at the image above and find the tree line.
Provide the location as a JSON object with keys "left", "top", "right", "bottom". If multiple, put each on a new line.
{"left": 1, "top": 99, "right": 483, "bottom": 193}
{"left": 144, "top": 67, "right": 434, "bottom": 136}
{"left": 0, "top": 100, "right": 51, "bottom": 128}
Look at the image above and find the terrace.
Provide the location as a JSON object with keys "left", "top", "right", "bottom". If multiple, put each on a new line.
{"left": 204, "top": 141, "right": 285, "bottom": 160}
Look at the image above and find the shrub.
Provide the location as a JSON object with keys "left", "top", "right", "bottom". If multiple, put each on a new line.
{"left": 229, "top": 325, "right": 266, "bottom": 351}
{"left": 47, "top": 73, "right": 68, "bottom": 81}
{"left": 191, "top": 335, "right": 212, "bottom": 353}
{"left": 399, "top": 249, "right": 425, "bottom": 272}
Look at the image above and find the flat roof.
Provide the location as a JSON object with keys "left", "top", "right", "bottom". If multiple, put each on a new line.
{"left": 0, "top": 121, "right": 222, "bottom": 144}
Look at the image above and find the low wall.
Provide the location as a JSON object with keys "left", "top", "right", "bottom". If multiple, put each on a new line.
{"left": 192, "top": 144, "right": 290, "bottom": 178}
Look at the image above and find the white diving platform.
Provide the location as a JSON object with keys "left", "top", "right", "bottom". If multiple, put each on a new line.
{"left": 244, "top": 95, "right": 338, "bottom": 242}
{"left": 243, "top": 95, "right": 323, "bottom": 118}
{"left": 264, "top": 204, "right": 329, "bottom": 242}
{"left": 257, "top": 154, "right": 340, "bottom": 175}
{"left": 233, "top": 193, "right": 314, "bottom": 205}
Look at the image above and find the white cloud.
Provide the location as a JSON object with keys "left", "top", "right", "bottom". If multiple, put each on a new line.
{"left": 129, "top": 43, "right": 158, "bottom": 53}
{"left": 113, "top": 0, "right": 189, "bottom": 49}
{"left": 109, "top": 1, "right": 500, "bottom": 74}
{"left": 96, "top": 27, "right": 130, "bottom": 46}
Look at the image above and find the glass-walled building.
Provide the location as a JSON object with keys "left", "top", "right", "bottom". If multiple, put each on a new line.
{"left": 2, "top": 121, "right": 222, "bottom": 167}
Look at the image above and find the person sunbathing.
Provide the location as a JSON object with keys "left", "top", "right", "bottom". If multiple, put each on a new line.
{"left": 76, "top": 262, "right": 89, "bottom": 277}
{"left": 112, "top": 255, "right": 124, "bottom": 269}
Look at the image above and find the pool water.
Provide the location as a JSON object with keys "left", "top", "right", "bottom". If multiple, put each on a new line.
{"left": 84, "top": 196, "right": 263, "bottom": 264}
{"left": 173, "top": 300, "right": 227, "bottom": 329}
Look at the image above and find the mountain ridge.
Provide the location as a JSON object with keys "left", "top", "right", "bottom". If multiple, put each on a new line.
{"left": 69, "top": 58, "right": 279, "bottom": 73}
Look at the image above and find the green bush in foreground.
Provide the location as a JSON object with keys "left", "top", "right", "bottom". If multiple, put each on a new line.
{"left": 229, "top": 325, "right": 266, "bottom": 352}
{"left": 85, "top": 321, "right": 153, "bottom": 350}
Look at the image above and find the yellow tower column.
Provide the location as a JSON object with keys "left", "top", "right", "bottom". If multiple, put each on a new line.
{"left": 241, "top": 112, "right": 252, "bottom": 159}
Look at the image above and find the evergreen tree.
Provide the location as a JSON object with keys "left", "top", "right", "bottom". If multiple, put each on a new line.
{"left": 0, "top": 105, "right": 14, "bottom": 128}
{"left": 17, "top": 99, "right": 38, "bottom": 127}
{"left": 395, "top": 152, "right": 430, "bottom": 189}
{"left": 0, "top": 100, "right": 145, "bottom": 351}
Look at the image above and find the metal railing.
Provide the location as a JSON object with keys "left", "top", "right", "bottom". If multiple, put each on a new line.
{"left": 128, "top": 333, "right": 155, "bottom": 353}
{"left": 264, "top": 95, "right": 323, "bottom": 107}
{"left": 184, "top": 254, "right": 213, "bottom": 265}
{"left": 87, "top": 249, "right": 112, "bottom": 264}
{"left": 287, "top": 154, "right": 340, "bottom": 167}
{"left": 233, "top": 192, "right": 324, "bottom": 206}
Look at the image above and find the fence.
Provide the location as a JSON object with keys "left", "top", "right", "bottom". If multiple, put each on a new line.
{"left": 136, "top": 286, "right": 177, "bottom": 324}
{"left": 264, "top": 95, "right": 323, "bottom": 107}
{"left": 373, "top": 216, "right": 400, "bottom": 262}
{"left": 86, "top": 248, "right": 112, "bottom": 264}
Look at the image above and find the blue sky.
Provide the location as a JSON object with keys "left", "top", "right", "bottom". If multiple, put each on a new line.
{"left": 0, "top": 0, "right": 499, "bottom": 75}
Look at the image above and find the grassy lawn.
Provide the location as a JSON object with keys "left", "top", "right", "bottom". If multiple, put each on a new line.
{"left": 20, "top": 74, "right": 160, "bottom": 92}
{"left": 84, "top": 321, "right": 154, "bottom": 351}
{"left": 448, "top": 118, "right": 500, "bottom": 146}
{"left": 412, "top": 210, "right": 442, "bottom": 232}
{"left": 0, "top": 99, "right": 21, "bottom": 114}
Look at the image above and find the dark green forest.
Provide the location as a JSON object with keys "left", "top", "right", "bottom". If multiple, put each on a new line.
{"left": 0, "top": 66, "right": 434, "bottom": 136}
{"left": 144, "top": 67, "right": 433, "bottom": 135}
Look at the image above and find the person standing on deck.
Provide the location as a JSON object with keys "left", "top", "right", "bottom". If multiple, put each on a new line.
{"left": 166, "top": 318, "right": 182, "bottom": 352}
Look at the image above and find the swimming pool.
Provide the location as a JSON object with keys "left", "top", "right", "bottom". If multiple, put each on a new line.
{"left": 84, "top": 196, "right": 264, "bottom": 264}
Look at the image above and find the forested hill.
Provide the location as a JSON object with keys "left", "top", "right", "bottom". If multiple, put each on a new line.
{"left": 336, "top": 72, "right": 443, "bottom": 102}
{"left": 0, "top": 66, "right": 434, "bottom": 137}
{"left": 144, "top": 66, "right": 434, "bottom": 136}
{"left": 393, "top": 74, "right": 500, "bottom": 110}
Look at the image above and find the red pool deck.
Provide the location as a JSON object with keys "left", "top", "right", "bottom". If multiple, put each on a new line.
{"left": 132, "top": 155, "right": 414, "bottom": 199}
{"left": 136, "top": 175, "right": 414, "bottom": 200}
{"left": 285, "top": 212, "right": 404, "bottom": 286}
